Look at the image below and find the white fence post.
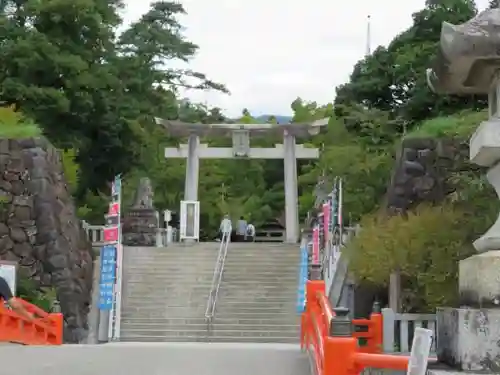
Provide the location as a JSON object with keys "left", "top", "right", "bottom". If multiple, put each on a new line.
{"left": 382, "top": 307, "right": 396, "bottom": 353}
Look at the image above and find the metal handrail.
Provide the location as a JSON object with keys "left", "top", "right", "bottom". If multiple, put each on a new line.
{"left": 204, "top": 229, "right": 231, "bottom": 334}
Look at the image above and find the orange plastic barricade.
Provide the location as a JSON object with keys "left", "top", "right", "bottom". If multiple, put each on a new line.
{"left": 300, "top": 280, "right": 409, "bottom": 375}
{"left": 0, "top": 298, "right": 63, "bottom": 345}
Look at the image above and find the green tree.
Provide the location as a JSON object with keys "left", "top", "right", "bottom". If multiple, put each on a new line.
{"left": 335, "top": 0, "right": 484, "bottom": 132}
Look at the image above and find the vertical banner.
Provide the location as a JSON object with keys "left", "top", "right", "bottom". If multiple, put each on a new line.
{"left": 322, "top": 201, "right": 330, "bottom": 245}
{"left": 338, "top": 178, "right": 343, "bottom": 244}
{"left": 98, "top": 245, "right": 117, "bottom": 310}
{"left": 312, "top": 224, "right": 320, "bottom": 264}
{"left": 99, "top": 175, "right": 122, "bottom": 341}
{"left": 296, "top": 245, "right": 308, "bottom": 313}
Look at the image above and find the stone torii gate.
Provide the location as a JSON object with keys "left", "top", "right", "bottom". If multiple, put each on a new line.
{"left": 154, "top": 118, "right": 328, "bottom": 243}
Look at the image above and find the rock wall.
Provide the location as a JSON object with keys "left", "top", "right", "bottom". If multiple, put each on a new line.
{"left": 0, "top": 138, "right": 93, "bottom": 343}
{"left": 385, "top": 137, "right": 473, "bottom": 213}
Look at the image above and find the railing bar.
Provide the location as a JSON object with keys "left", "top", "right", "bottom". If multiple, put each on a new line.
{"left": 427, "top": 321, "right": 436, "bottom": 352}
{"left": 395, "top": 313, "right": 436, "bottom": 321}
{"left": 400, "top": 320, "right": 409, "bottom": 353}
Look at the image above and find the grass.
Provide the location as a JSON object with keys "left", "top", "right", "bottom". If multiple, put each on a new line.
{"left": 406, "top": 109, "right": 488, "bottom": 139}
{"left": 0, "top": 106, "right": 42, "bottom": 138}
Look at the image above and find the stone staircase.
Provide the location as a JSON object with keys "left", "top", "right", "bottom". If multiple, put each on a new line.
{"left": 120, "top": 243, "right": 219, "bottom": 342}
{"left": 210, "top": 243, "right": 301, "bottom": 343}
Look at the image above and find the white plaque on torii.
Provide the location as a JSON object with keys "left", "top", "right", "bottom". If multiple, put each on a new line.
{"left": 232, "top": 129, "right": 250, "bottom": 157}
{"left": 180, "top": 200, "right": 200, "bottom": 241}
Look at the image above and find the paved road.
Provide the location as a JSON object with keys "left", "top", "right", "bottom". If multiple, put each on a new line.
{"left": 0, "top": 342, "right": 311, "bottom": 375}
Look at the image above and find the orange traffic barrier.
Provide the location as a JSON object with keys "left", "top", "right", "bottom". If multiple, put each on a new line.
{"left": 0, "top": 298, "right": 63, "bottom": 345}
{"left": 301, "top": 279, "right": 409, "bottom": 375}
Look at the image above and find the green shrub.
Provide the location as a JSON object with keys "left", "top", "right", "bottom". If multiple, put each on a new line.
{"left": 0, "top": 106, "right": 42, "bottom": 138}
{"left": 407, "top": 110, "right": 487, "bottom": 138}
{"left": 346, "top": 204, "right": 474, "bottom": 311}
{"left": 60, "top": 148, "right": 79, "bottom": 194}
{"left": 17, "top": 276, "right": 57, "bottom": 312}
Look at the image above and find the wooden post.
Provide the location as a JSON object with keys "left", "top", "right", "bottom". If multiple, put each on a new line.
{"left": 389, "top": 270, "right": 401, "bottom": 312}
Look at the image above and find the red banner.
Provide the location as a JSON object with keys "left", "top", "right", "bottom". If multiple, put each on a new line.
{"left": 322, "top": 202, "right": 330, "bottom": 244}
{"left": 312, "top": 225, "right": 320, "bottom": 264}
{"left": 108, "top": 202, "right": 120, "bottom": 216}
{"left": 103, "top": 226, "right": 119, "bottom": 243}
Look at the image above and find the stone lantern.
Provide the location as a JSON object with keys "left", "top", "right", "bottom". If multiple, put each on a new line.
{"left": 427, "top": 8, "right": 500, "bottom": 373}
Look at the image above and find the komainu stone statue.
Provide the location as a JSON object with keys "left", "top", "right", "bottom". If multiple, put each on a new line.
{"left": 122, "top": 177, "right": 158, "bottom": 247}
{"left": 132, "top": 177, "right": 154, "bottom": 209}
{"left": 427, "top": 8, "right": 500, "bottom": 373}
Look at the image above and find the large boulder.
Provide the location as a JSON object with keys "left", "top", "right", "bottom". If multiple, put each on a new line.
{"left": 0, "top": 138, "right": 93, "bottom": 343}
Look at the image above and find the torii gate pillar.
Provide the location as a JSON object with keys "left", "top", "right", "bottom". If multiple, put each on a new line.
{"left": 283, "top": 130, "right": 299, "bottom": 244}
{"left": 185, "top": 134, "right": 200, "bottom": 202}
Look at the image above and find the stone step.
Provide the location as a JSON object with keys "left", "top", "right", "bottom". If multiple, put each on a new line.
{"left": 124, "top": 275, "right": 215, "bottom": 282}
{"left": 216, "top": 279, "right": 299, "bottom": 285}
{"left": 121, "top": 327, "right": 298, "bottom": 338}
{"left": 125, "top": 260, "right": 217, "bottom": 265}
{"left": 215, "top": 298, "right": 297, "bottom": 305}
{"left": 122, "top": 287, "right": 212, "bottom": 294}
{"left": 221, "top": 274, "right": 300, "bottom": 280}
{"left": 120, "top": 317, "right": 300, "bottom": 325}
{"left": 123, "top": 302, "right": 210, "bottom": 309}
{"left": 118, "top": 335, "right": 298, "bottom": 343}
{"left": 225, "top": 256, "right": 300, "bottom": 261}
{"left": 119, "top": 336, "right": 208, "bottom": 343}
{"left": 123, "top": 276, "right": 214, "bottom": 283}
{"left": 121, "top": 312, "right": 206, "bottom": 319}
{"left": 207, "top": 336, "right": 299, "bottom": 344}
{"left": 214, "top": 306, "right": 296, "bottom": 314}
{"left": 223, "top": 262, "right": 299, "bottom": 267}
{"left": 123, "top": 288, "right": 211, "bottom": 296}
{"left": 222, "top": 268, "right": 300, "bottom": 274}
{"left": 121, "top": 324, "right": 298, "bottom": 334}
{"left": 124, "top": 264, "right": 217, "bottom": 269}
{"left": 219, "top": 281, "right": 298, "bottom": 295}
{"left": 214, "top": 312, "right": 299, "bottom": 320}
{"left": 122, "top": 288, "right": 212, "bottom": 297}
{"left": 220, "top": 277, "right": 299, "bottom": 283}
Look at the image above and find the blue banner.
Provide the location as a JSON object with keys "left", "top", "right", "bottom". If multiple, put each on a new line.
{"left": 98, "top": 245, "right": 117, "bottom": 310}
{"left": 296, "top": 246, "right": 308, "bottom": 313}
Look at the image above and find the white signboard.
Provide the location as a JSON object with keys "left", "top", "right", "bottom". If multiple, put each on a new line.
{"left": 407, "top": 328, "right": 433, "bottom": 375}
{"left": 180, "top": 200, "right": 200, "bottom": 241}
{"left": 0, "top": 262, "right": 17, "bottom": 296}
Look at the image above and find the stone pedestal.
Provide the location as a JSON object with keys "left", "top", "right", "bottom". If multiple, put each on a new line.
{"left": 459, "top": 251, "right": 500, "bottom": 306}
{"left": 437, "top": 307, "right": 500, "bottom": 372}
{"left": 122, "top": 209, "right": 158, "bottom": 247}
{"left": 437, "top": 251, "right": 500, "bottom": 371}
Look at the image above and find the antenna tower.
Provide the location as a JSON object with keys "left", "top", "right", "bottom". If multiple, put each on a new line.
{"left": 365, "top": 15, "right": 371, "bottom": 57}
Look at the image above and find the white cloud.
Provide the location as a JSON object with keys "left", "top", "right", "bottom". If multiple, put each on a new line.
{"left": 123, "top": 0, "right": 491, "bottom": 118}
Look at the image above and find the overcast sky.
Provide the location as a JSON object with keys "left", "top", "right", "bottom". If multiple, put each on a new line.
{"left": 122, "top": 0, "right": 490, "bottom": 118}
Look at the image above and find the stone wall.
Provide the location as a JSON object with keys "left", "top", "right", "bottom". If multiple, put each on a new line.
{"left": 385, "top": 137, "right": 473, "bottom": 213}
{"left": 0, "top": 138, "right": 93, "bottom": 343}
